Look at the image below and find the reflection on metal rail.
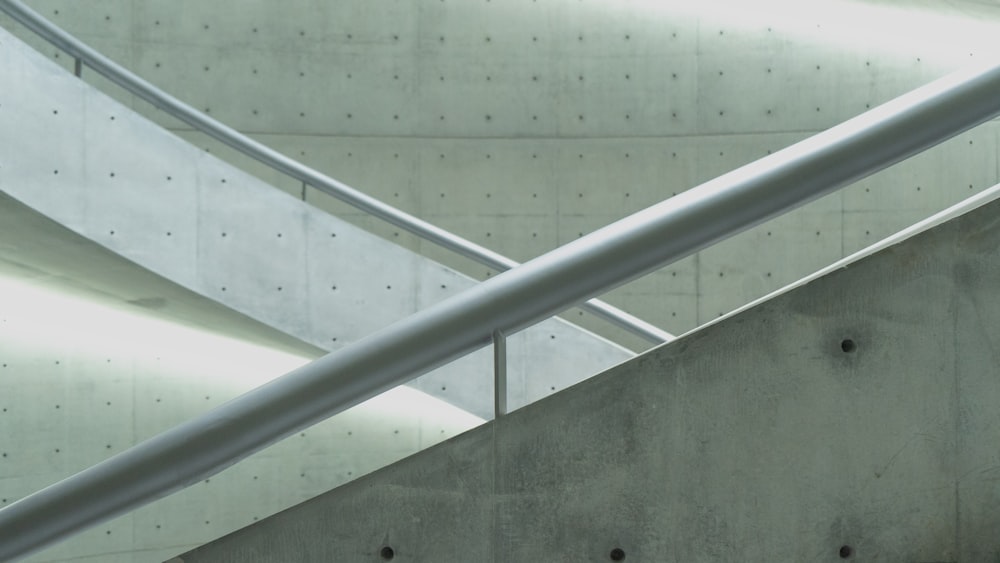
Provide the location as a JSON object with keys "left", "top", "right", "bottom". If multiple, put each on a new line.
{"left": 0, "top": 0, "right": 672, "bottom": 345}
{"left": 2, "top": 0, "right": 1000, "bottom": 559}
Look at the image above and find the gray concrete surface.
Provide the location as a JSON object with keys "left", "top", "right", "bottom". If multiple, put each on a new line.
{"left": 178, "top": 188, "right": 1000, "bottom": 562}
{"left": 4, "top": 0, "right": 999, "bottom": 348}
{"left": 0, "top": 22, "right": 633, "bottom": 423}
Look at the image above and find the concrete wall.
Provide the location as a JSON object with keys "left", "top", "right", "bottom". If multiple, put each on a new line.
{"left": 3, "top": 0, "right": 999, "bottom": 348}
{"left": 3, "top": 2, "right": 1000, "bottom": 560}
{"left": 178, "top": 187, "right": 1000, "bottom": 562}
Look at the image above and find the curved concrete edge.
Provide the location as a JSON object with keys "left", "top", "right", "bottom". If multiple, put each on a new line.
{"left": 0, "top": 24, "right": 632, "bottom": 420}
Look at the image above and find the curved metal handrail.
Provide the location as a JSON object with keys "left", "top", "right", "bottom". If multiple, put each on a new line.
{"left": 1, "top": 35, "right": 999, "bottom": 557}
{"left": 0, "top": 0, "right": 673, "bottom": 345}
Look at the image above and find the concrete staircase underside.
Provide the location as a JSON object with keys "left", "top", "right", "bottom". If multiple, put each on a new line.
{"left": 0, "top": 24, "right": 632, "bottom": 420}
{"left": 177, "top": 188, "right": 1000, "bottom": 561}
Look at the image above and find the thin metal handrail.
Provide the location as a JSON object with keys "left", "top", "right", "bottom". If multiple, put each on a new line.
{"left": 1, "top": 40, "right": 999, "bottom": 557}
{"left": 0, "top": 0, "right": 672, "bottom": 345}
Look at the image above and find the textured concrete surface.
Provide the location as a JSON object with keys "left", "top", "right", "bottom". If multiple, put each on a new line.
{"left": 179, "top": 190, "right": 1000, "bottom": 562}
{"left": 3, "top": 0, "right": 999, "bottom": 348}
{"left": 0, "top": 23, "right": 633, "bottom": 423}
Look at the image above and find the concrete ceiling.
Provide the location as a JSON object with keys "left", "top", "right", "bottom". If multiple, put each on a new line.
{"left": 0, "top": 190, "right": 324, "bottom": 359}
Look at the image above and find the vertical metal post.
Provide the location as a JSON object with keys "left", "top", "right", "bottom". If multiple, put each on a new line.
{"left": 493, "top": 329, "right": 507, "bottom": 418}
{"left": 72, "top": 56, "right": 81, "bottom": 77}
{"left": 301, "top": 181, "right": 307, "bottom": 201}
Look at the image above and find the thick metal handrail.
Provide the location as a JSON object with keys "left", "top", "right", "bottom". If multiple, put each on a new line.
{"left": 0, "top": 0, "right": 672, "bottom": 345}
{"left": 1, "top": 44, "right": 999, "bottom": 557}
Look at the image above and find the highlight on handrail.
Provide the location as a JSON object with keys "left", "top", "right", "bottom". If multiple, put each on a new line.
{"left": 0, "top": 0, "right": 672, "bottom": 346}
{"left": 0, "top": 13, "right": 998, "bottom": 552}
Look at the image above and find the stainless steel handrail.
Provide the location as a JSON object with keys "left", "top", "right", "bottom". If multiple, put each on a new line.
{"left": 1, "top": 38, "right": 999, "bottom": 557}
{"left": 0, "top": 0, "right": 673, "bottom": 345}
